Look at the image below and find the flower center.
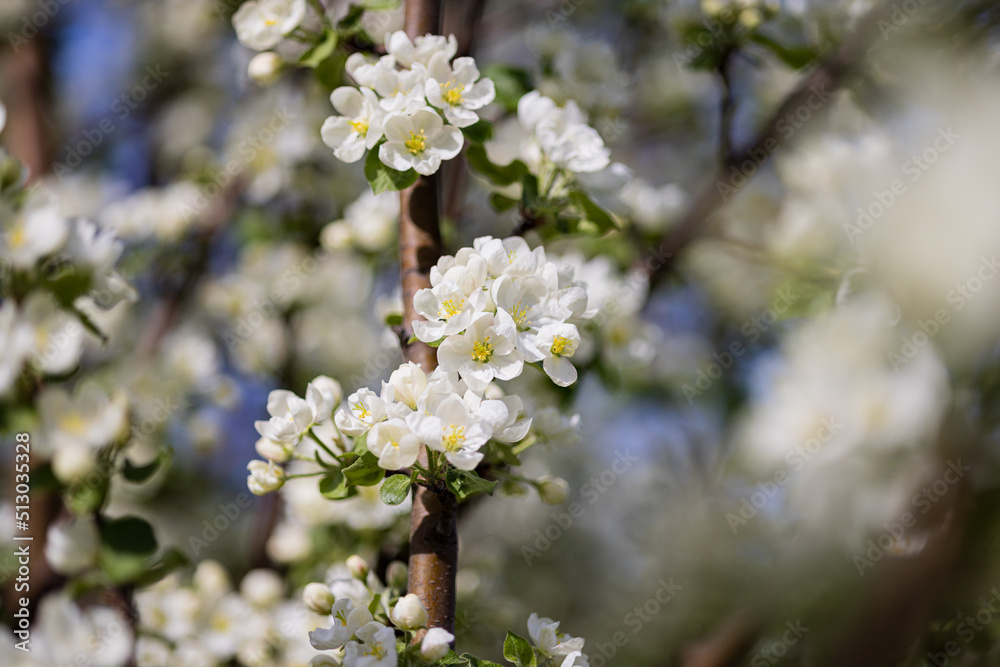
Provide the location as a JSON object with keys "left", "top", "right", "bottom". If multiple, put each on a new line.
{"left": 438, "top": 298, "right": 465, "bottom": 319}
{"left": 551, "top": 335, "right": 571, "bottom": 356}
{"left": 442, "top": 81, "right": 465, "bottom": 106}
{"left": 442, "top": 425, "right": 466, "bottom": 452}
{"left": 510, "top": 300, "right": 529, "bottom": 327}
{"left": 59, "top": 413, "right": 88, "bottom": 436}
{"left": 9, "top": 226, "right": 25, "bottom": 248}
{"left": 405, "top": 129, "right": 427, "bottom": 155}
{"left": 349, "top": 118, "right": 369, "bottom": 137}
{"left": 389, "top": 439, "right": 399, "bottom": 449}
{"left": 367, "top": 643, "right": 387, "bottom": 659}
{"left": 353, "top": 401, "right": 371, "bottom": 420}
{"left": 471, "top": 337, "right": 493, "bottom": 363}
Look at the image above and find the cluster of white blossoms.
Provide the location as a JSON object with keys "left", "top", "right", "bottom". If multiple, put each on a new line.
{"left": 134, "top": 560, "right": 327, "bottom": 667}
{"left": 0, "top": 188, "right": 134, "bottom": 398}
{"left": 485, "top": 90, "right": 610, "bottom": 176}
{"left": 321, "top": 31, "right": 496, "bottom": 174}
{"left": 527, "top": 613, "right": 590, "bottom": 667}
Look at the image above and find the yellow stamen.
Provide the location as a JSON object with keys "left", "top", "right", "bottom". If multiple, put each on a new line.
{"left": 442, "top": 425, "right": 466, "bottom": 452}
{"left": 9, "top": 226, "right": 25, "bottom": 249}
{"left": 60, "top": 413, "right": 88, "bottom": 436}
{"left": 442, "top": 81, "right": 465, "bottom": 106}
{"left": 353, "top": 401, "right": 371, "bottom": 420}
{"left": 510, "top": 300, "right": 528, "bottom": 327}
{"left": 349, "top": 118, "right": 369, "bottom": 137}
{"left": 471, "top": 337, "right": 493, "bottom": 363}
{"left": 551, "top": 335, "right": 571, "bottom": 356}
{"left": 438, "top": 298, "right": 465, "bottom": 319}
{"left": 405, "top": 129, "right": 427, "bottom": 155}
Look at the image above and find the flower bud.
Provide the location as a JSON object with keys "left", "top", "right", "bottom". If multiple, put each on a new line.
{"left": 44, "top": 517, "right": 99, "bottom": 575}
{"left": 387, "top": 362, "right": 428, "bottom": 410}
{"left": 194, "top": 559, "right": 231, "bottom": 597}
{"left": 248, "top": 52, "right": 283, "bottom": 86}
{"left": 386, "top": 561, "right": 408, "bottom": 589}
{"left": 241, "top": 568, "right": 284, "bottom": 607}
{"left": 321, "top": 222, "right": 353, "bottom": 250}
{"left": 346, "top": 554, "right": 370, "bottom": 580}
{"left": 537, "top": 475, "right": 570, "bottom": 505}
{"left": 255, "top": 436, "right": 292, "bottom": 463}
{"left": 421, "top": 627, "right": 454, "bottom": 660}
{"left": 390, "top": 593, "right": 428, "bottom": 630}
{"left": 303, "top": 582, "right": 335, "bottom": 615}
{"left": 247, "top": 460, "right": 286, "bottom": 495}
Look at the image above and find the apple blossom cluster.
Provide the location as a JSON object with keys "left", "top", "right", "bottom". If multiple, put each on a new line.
{"left": 305, "top": 555, "right": 590, "bottom": 667}
{"left": 321, "top": 31, "right": 496, "bottom": 175}
{"left": 133, "top": 560, "right": 328, "bottom": 667}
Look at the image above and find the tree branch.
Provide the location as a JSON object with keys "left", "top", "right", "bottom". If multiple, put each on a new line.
{"left": 399, "top": 0, "right": 456, "bottom": 641}
{"left": 644, "top": 0, "right": 901, "bottom": 289}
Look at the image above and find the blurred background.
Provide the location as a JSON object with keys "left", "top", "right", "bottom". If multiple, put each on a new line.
{"left": 4, "top": 0, "right": 1000, "bottom": 666}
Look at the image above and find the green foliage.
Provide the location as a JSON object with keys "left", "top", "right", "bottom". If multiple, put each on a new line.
{"left": 343, "top": 451, "right": 385, "bottom": 486}
{"left": 446, "top": 468, "right": 497, "bottom": 501}
{"left": 481, "top": 64, "right": 532, "bottom": 113}
{"left": 465, "top": 145, "right": 528, "bottom": 186}
{"left": 569, "top": 190, "right": 618, "bottom": 234}
{"left": 320, "top": 469, "right": 352, "bottom": 499}
{"left": 365, "top": 144, "right": 419, "bottom": 194}
{"left": 379, "top": 474, "right": 412, "bottom": 505}
{"left": 461, "top": 120, "right": 494, "bottom": 145}
{"left": 299, "top": 28, "right": 339, "bottom": 68}
{"left": 503, "top": 631, "right": 537, "bottom": 667}
{"left": 99, "top": 515, "right": 159, "bottom": 584}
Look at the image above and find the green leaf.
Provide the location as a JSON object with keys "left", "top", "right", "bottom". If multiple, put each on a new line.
{"left": 489, "top": 193, "right": 519, "bottom": 213}
{"left": 100, "top": 516, "right": 158, "bottom": 555}
{"left": 368, "top": 592, "right": 382, "bottom": 615}
{"left": 65, "top": 477, "right": 109, "bottom": 516}
{"left": 299, "top": 28, "right": 339, "bottom": 68}
{"left": 385, "top": 313, "right": 403, "bottom": 327}
{"left": 461, "top": 119, "right": 493, "bottom": 145}
{"left": 465, "top": 145, "right": 527, "bottom": 186}
{"left": 134, "top": 548, "right": 189, "bottom": 587}
{"left": 44, "top": 268, "right": 92, "bottom": 308}
{"left": 122, "top": 454, "right": 164, "bottom": 483}
{"left": 445, "top": 468, "right": 497, "bottom": 501}
{"left": 379, "top": 474, "right": 411, "bottom": 505}
{"left": 343, "top": 451, "right": 384, "bottom": 486}
{"left": 503, "top": 631, "right": 537, "bottom": 667}
{"left": 99, "top": 548, "right": 148, "bottom": 584}
{"left": 750, "top": 32, "right": 819, "bottom": 70}
{"left": 353, "top": 430, "right": 369, "bottom": 455}
{"left": 463, "top": 655, "right": 504, "bottom": 667}
{"left": 337, "top": 4, "right": 366, "bottom": 32}
{"left": 569, "top": 190, "right": 618, "bottom": 234}
{"left": 362, "top": 0, "right": 399, "bottom": 9}
{"left": 481, "top": 64, "right": 532, "bottom": 113}
{"left": 320, "top": 469, "right": 352, "bottom": 499}
{"left": 364, "top": 145, "right": 419, "bottom": 194}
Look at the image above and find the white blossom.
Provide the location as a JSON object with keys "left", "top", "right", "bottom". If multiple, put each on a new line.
{"left": 378, "top": 108, "right": 463, "bottom": 176}
{"left": 232, "top": 0, "right": 306, "bottom": 51}
{"left": 322, "top": 87, "right": 386, "bottom": 163}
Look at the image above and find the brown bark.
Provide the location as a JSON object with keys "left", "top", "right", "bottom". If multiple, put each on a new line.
{"left": 399, "top": 0, "right": 456, "bottom": 640}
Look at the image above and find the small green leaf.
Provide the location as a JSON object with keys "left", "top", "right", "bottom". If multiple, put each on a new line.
{"left": 503, "top": 631, "right": 537, "bottom": 667}
{"left": 65, "top": 478, "right": 109, "bottom": 516}
{"left": 44, "top": 268, "right": 92, "bottom": 308}
{"left": 461, "top": 119, "right": 493, "bottom": 145}
{"left": 364, "top": 145, "right": 419, "bottom": 194}
{"left": 362, "top": 0, "right": 400, "bottom": 9}
{"left": 385, "top": 313, "right": 403, "bottom": 327}
{"left": 489, "top": 193, "right": 519, "bottom": 213}
{"left": 465, "top": 145, "right": 527, "bottom": 186}
{"left": 343, "top": 451, "right": 384, "bottom": 486}
{"left": 353, "top": 430, "right": 369, "bottom": 455}
{"left": 446, "top": 468, "right": 497, "bottom": 501}
{"left": 569, "top": 190, "right": 617, "bottom": 234}
{"left": 134, "top": 548, "right": 189, "bottom": 587}
{"left": 99, "top": 549, "right": 148, "bottom": 584}
{"left": 368, "top": 592, "right": 382, "bottom": 615}
{"left": 299, "top": 29, "right": 339, "bottom": 68}
{"left": 379, "top": 474, "right": 411, "bottom": 505}
{"left": 320, "top": 469, "right": 351, "bottom": 499}
{"left": 337, "top": 4, "right": 366, "bottom": 31}
{"left": 481, "top": 65, "right": 532, "bottom": 113}
{"left": 122, "top": 453, "right": 165, "bottom": 483}
{"left": 100, "top": 516, "right": 158, "bottom": 555}
{"left": 463, "top": 654, "right": 505, "bottom": 667}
